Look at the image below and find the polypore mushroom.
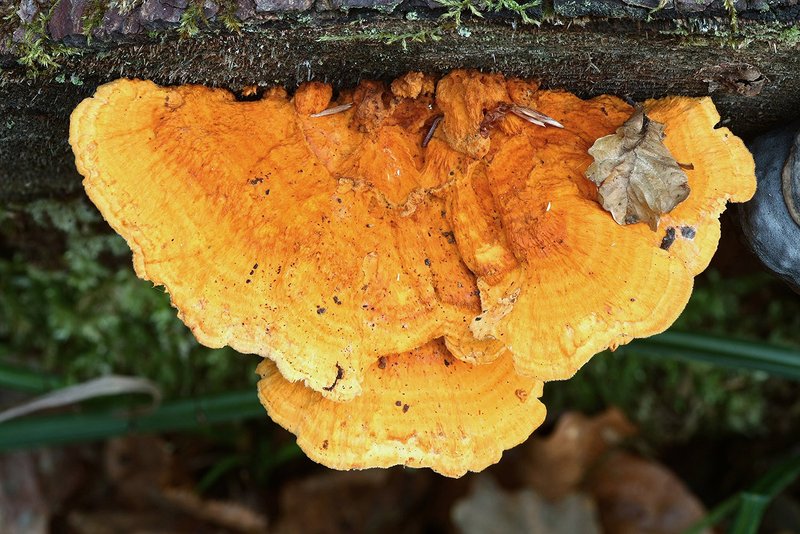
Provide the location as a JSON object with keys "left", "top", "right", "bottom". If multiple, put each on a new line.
{"left": 69, "top": 70, "right": 755, "bottom": 476}
{"left": 739, "top": 123, "right": 800, "bottom": 293}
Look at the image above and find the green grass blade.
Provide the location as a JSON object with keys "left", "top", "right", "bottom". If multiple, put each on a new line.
{"left": 624, "top": 331, "right": 800, "bottom": 380}
{"left": 730, "top": 493, "right": 770, "bottom": 534}
{"left": 0, "top": 359, "right": 65, "bottom": 393}
{"left": 682, "top": 494, "right": 740, "bottom": 534}
{"left": 749, "top": 454, "right": 800, "bottom": 497}
{"left": 684, "top": 455, "right": 800, "bottom": 534}
{"left": 0, "top": 390, "right": 265, "bottom": 451}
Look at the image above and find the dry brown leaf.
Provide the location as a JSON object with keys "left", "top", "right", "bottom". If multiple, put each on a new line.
{"left": 522, "top": 408, "right": 638, "bottom": 500}
{"left": 587, "top": 451, "right": 708, "bottom": 534}
{"left": 521, "top": 409, "right": 708, "bottom": 534}
{"left": 101, "top": 436, "right": 268, "bottom": 533}
{"left": 274, "top": 469, "right": 430, "bottom": 534}
{"left": 586, "top": 106, "right": 691, "bottom": 230}
{"left": 452, "top": 475, "right": 602, "bottom": 534}
{"left": 161, "top": 488, "right": 268, "bottom": 533}
{"left": 0, "top": 448, "right": 87, "bottom": 534}
{"left": 0, "top": 452, "right": 49, "bottom": 534}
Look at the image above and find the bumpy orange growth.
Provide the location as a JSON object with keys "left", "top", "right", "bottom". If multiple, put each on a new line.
{"left": 70, "top": 70, "right": 755, "bottom": 476}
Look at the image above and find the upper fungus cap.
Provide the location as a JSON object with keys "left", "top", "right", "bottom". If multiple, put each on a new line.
{"left": 70, "top": 72, "right": 496, "bottom": 402}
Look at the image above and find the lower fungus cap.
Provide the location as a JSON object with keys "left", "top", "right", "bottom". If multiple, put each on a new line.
{"left": 257, "top": 339, "right": 545, "bottom": 478}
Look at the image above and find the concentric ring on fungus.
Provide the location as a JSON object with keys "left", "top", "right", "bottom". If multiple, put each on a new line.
{"left": 70, "top": 70, "right": 756, "bottom": 475}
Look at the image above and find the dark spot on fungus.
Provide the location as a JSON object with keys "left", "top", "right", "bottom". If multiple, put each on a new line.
{"left": 443, "top": 358, "right": 451, "bottom": 367}
{"left": 474, "top": 316, "right": 482, "bottom": 322}
{"left": 680, "top": 226, "right": 696, "bottom": 239}
{"left": 246, "top": 279, "right": 251, "bottom": 284}
{"left": 441, "top": 231, "right": 456, "bottom": 244}
{"left": 515, "top": 389, "right": 528, "bottom": 402}
{"left": 424, "top": 258, "right": 431, "bottom": 266}
{"left": 333, "top": 295, "right": 342, "bottom": 305}
{"left": 378, "top": 356, "right": 387, "bottom": 369}
{"left": 660, "top": 226, "right": 677, "bottom": 250}
{"left": 265, "top": 189, "right": 270, "bottom": 196}
{"left": 630, "top": 297, "right": 636, "bottom": 302}
{"left": 322, "top": 440, "right": 329, "bottom": 449}
{"left": 403, "top": 404, "right": 409, "bottom": 413}
{"left": 323, "top": 364, "right": 344, "bottom": 391}
{"left": 395, "top": 400, "right": 402, "bottom": 407}
{"left": 336, "top": 197, "right": 342, "bottom": 203}
{"left": 317, "top": 306, "right": 326, "bottom": 315}
{"left": 249, "top": 177, "right": 263, "bottom": 185}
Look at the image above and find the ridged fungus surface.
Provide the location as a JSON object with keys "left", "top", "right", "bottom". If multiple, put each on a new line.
{"left": 70, "top": 70, "right": 755, "bottom": 476}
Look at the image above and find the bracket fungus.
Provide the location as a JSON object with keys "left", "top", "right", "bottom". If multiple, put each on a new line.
{"left": 70, "top": 70, "right": 756, "bottom": 476}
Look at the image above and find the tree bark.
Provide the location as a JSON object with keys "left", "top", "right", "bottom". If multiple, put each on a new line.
{"left": 1, "top": 0, "right": 799, "bottom": 201}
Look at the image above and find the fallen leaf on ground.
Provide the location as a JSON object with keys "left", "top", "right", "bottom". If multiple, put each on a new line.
{"left": 586, "top": 106, "right": 691, "bottom": 230}
{"left": 274, "top": 469, "right": 431, "bottom": 534}
{"left": 0, "top": 448, "right": 88, "bottom": 534}
{"left": 522, "top": 408, "right": 637, "bottom": 500}
{"left": 587, "top": 451, "right": 709, "bottom": 534}
{"left": 102, "top": 435, "right": 268, "bottom": 532}
{"left": 452, "top": 474, "right": 601, "bottom": 534}
{"left": 162, "top": 488, "right": 268, "bottom": 533}
{"left": 521, "top": 409, "right": 709, "bottom": 534}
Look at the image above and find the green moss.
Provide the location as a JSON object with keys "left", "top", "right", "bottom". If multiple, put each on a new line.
{"left": 723, "top": 0, "right": 738, "bottom": 30}
{"left": 108, "top": 0, "right": 143, "bottom": 13}
{"left": 178, "top": 0, "right": 209, "bottom": 38}
{"left": 317, "top": 0, "right": 541, "bottom": 47}
{"left": 217, "top": 0, "right": 243, "bottom": 34}
{"left": 659, "top": 19, "right": 800, "bottom": 51}
{"left": 5, "top": 0, "right": 80, "bottom": 75}
{"left": 437, "top": 0, "right": 541, "bottom": 26}
{"left": 777, "top": 26, "right": 800, "bottom": 45}
{"left": 318, "top": 26, "right": 443, "bottom": 50}
{"left": 81, "top": 0, "right": 110, "bottom": 42}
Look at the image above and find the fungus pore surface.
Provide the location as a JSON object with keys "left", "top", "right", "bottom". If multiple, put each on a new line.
{"left": 70, "top": 70, "right": 756, "bottom": 475}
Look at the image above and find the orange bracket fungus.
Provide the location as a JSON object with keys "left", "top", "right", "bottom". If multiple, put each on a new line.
{"left": 70, "top": 70, "right": 756, "bottom": 477}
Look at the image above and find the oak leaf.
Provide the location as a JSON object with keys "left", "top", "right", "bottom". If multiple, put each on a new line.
{"left": 586, "top": 106, "right": 691, "bottom": 230}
